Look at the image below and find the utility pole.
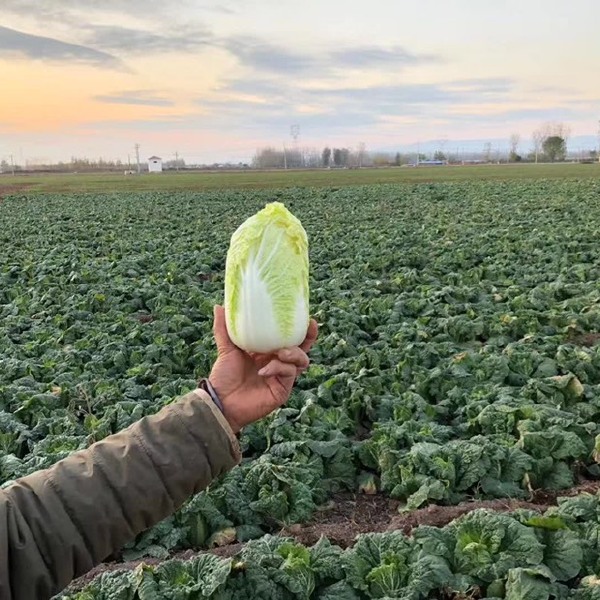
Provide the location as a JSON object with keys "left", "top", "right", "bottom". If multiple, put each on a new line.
{"left": 283, "top": 144, "right": 287, "bottom": 170}
{"left": 9, "top": 154, "right": 15, "bottom": 175}
{"left": 175, "top": 151, "right": 179, "bottom": 172}
{"left": 135, "top": 143, "right": 141, "bottom": 174}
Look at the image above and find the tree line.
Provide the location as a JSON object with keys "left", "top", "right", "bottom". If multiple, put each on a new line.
{"left": 251, "top": 146, "right": 367, "bottom": 169}
{"left": 2, "top": 120, "right": 596, "bottom": 174}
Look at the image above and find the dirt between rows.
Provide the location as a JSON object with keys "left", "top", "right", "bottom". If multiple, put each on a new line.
{"left": 67, "top": 478, "right": 600, "bottom": 592}
{"left": 0, "top": 183, "right": 33, "bottom": 200}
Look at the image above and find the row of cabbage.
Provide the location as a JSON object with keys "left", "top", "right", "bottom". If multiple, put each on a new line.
{"left": 59, "top": 492, "right": 600, "bottom": 599}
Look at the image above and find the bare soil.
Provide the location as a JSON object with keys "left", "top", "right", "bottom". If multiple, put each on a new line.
{"left": 579, "top": 333, "right": 600, "bottom": 347}
{"left": 66, "top": 479, "right": 600, "bottom": 593}
{"left": 0, "top": 183, "right": 33, "bottom": 199}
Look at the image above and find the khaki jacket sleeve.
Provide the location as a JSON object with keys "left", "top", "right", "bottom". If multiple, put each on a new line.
{"left": 0, "top": 389, "right": 241, "bottom": 600}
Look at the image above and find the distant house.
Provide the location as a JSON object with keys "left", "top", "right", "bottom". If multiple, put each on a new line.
{"left": 418, "top": 160, "right": 447, "bottom": 166}
{"left": 148, "top": 156, "right": 163, "bottom": 173}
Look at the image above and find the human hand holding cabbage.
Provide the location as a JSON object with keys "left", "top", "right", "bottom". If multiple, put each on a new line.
{"left": 209, "top": 202, "right": 317, "bottom": 433}
{"left": 210, "top": 305, "right": 318, "bottom": 433}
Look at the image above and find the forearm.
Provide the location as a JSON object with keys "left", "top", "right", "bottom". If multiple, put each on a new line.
{"left": 0, "top": 389, "right": 241, "bottom": 600}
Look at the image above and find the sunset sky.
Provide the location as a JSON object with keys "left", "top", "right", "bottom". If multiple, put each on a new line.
{"left": 1, "top": 0, "right": 599, "bottom": 164}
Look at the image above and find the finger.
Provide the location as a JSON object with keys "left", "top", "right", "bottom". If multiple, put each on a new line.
{"left": 213, "top": 305, "right": 237, "bottom": 355}
{"left": 300, "top": 319, "right": 319, "bottom": 353}
{"left": 276, "top": 347, "right": 310, "bottom": 369}
{"left": 258, "top": 359, "right": 297, "bottom": 379}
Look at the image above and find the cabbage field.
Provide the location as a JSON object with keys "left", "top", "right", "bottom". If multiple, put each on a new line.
{"left": 2, "top": 179, "right": 600, "bottom": 598}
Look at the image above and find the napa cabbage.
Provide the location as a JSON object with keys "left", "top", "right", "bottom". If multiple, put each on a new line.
{"left": 224, "top": 201, "right": 310, "bottom": 353}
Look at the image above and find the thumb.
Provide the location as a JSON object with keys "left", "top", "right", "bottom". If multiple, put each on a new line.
{"left": 213, "top": 305, "right": 237, "bottom": 355}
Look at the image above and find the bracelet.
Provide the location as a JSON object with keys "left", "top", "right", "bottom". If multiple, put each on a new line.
{"left": 199, "top": 378, "right": 225, "bottom": 414}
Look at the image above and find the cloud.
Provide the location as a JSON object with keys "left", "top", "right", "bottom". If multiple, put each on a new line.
{"left": 83, "top": 24, "right": 213, "bottom": 54}
{"left": 222, "top": 78, "right": 288, "bottom": 97}
{"left": 184, "top": 76, "right": 528, "bottom": 141}
{"left": 3, "top": 0, "right": 216, "bottom": 56}
{"left": 93, "top": 90, "right": 174, "bottom": 107}
{"left": 222, "top": 36, "right": 438, "bottom": 75}
{"left": 0, "top": 25, "right": 122, "bottom": 67}
{"left": 3, "top": 2, "right": 436, "bottom": 72}
{"left": 330, "top": 45, "right": 438, "bottom": 68}
{"left": 223, "top": 36, "right": 316, "bottom": 74}
{"left": 443, "top": 77, "right": 515, "bottom": 94}
{"left": 1, "top": 1, "right": 78, "bottom": 25}
{"left": 2, "top": 0, "right": 193, "bottom": 21}
{"left": 308, "top": 82, "right": 459, "bottom": 106}
{"left": 299, "top": 78, "right": 518, "bottom": 115}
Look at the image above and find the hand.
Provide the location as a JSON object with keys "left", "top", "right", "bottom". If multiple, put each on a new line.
{"left": 209, "top": 305, "right": 318, "bottom": 433}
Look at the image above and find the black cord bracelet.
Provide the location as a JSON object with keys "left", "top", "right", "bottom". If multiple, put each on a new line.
{"left": 198, "top": 378, "right": 225, "bottom": 414}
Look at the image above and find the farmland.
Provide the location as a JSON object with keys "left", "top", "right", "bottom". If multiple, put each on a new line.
{"left": 2, "top": 161, "right": 600, "bottom": 196}
{"left": 2, "top": 178, "right": 600, "bottom": 598}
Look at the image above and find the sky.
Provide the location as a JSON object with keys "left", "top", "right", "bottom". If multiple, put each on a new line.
{"left": 1, "top": 0, "right": 599, "bottom": 164}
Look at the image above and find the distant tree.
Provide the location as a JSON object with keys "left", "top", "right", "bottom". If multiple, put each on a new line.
{"left": 333, "top": 147, "right": 350, "bottom": 167}
{"left": 286, "top": 148, "right": 303, "bottom": 168}
{"left": 394, "top": 152, "right": 401, "bottom": 166}
{"left": 252, "top": 147, "right": 285, "bottom": 169}
{"left": 340, "top": 148, "right": 350, "bottom": 167}
{"left": 0, "top": 159, "right": 8, "bottom": 172}
{"left": 509, "top": 152, "right": 522, "bottom": 162}
{"left": 322, "top": 147, "right": 331, "bottom": 167}
{"left": 483, "top": 142, "right": 492, "bottom": 163}
{"left": 508, "top": 133, "right": 520, "bottom": 162}
{"left": 371, "top": 153, "right": 391, "bottom": 166}
{"left": 542, "top": 136, "right": 567, "bottom": 162}
{"left": 433, "top": 151, "right": 447, "bottom": 161}
{"left": 532, "top": 122, "right": 571, "bottom": 163}
{"left": 546, "top": 122, "right": 571, "bottom": 147}
{"left": 333, "top": 148, "right": 342, "bottom": 167}
{"left": 303, "top": 147, "right": 321, "bottom": 168}
{"left": 531, "top": 129, "right": 545, "bottom": 163}
{"left": 356, "top": 142, "right": 367, "bottom": 167}
{"left": 418, "top": 153, "right": 427, "bottom": 162}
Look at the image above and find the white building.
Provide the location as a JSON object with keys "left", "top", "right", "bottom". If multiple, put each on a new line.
{"left": 148, "top": 156, "right": 163, "bottom": 173}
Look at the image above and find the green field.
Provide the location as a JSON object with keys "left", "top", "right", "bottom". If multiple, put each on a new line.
{"left": 1, "top": 162, "right": 599, "bottom": 195}
{"left": 3, "top": 179, "right": 600, "bottom": 598}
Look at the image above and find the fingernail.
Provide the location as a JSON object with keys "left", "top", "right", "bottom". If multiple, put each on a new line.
{"left": 258, "top": 367, "right": 268, "bottom": 376}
